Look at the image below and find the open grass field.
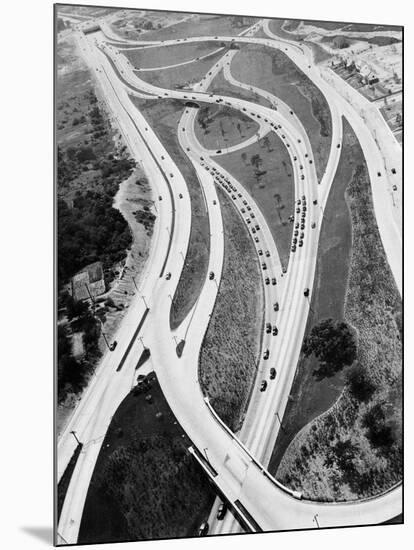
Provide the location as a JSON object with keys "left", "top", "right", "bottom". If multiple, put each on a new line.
{"left": 230, "top": 43, "right": 332, "bottom": 183}
{"left": 136, "top": 48, "right": 226, "bottom": 90}
{"left": 129, "top": 96, "right": 210, "bottom": 330}
{"left": 141, "top": 14, "right": 257, "bottom": 42}
{"left": 208, "top": 66, "right": 272, "bottom": 108}
{"left": 268, "top": 117, "right": 354, "bottom": 473}
{"left": 275, "top": 119, "right": 402, "bottom": 501}
{"left": 199, "top": 187, "right": 264, "bottom": 432}
{"left": 79, "top": 373, "right": 215, "bottom": 543}
{"left": 194, "top": 103, "right": 260, "bottom": 150}
{"left": 216, "top": 132, "right": 294, "bottom": 269}
{"left": 123, "top": 41, "right": 223, "bottom": 70}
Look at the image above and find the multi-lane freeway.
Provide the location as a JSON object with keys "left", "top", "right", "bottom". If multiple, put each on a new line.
{"left": 57, "top": 16, "right": 402, "bottom": 544}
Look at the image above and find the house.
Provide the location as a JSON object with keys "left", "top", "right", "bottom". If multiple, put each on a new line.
{"left": 71, "top": 261, "right": 105, "bottom": 302}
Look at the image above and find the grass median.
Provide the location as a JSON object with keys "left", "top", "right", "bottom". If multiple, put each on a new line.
{"left": 199, "top": 186, "right": 264, "bottom": 432}
{"left": 135, "top": 49, "right": 226, "bottom": 90}
{"left": 230, "top": 43, "right": 332, "bottom": 183}
{"left": 129, "top": 96, "right": 210, "bottom": 330}
{"left": 123, "top": 41, "right": 223, "bottom": 69}
{"left": 216, "top": 132, "right": 294, "bottom": 269}
{"left": 274, "top": 119, "right": 402, "bottom": 501}
{"left": 268, "top": 117, "right": 354, "bottom": 473}
{"left": 194, "top": 103, "right": 260, "bottom": 150}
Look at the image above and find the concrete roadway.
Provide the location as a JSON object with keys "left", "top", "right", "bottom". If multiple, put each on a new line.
{"left": 104, "top": 21, "right": 401, "bottom": 293}
{"left": 96, "top": 25, "right": 400, "bottom": 532}
{"left": 57, "top": 24, "right": 402, "bottom": 543}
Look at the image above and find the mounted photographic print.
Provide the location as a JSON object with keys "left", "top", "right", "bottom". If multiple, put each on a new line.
{"left": 55, "top": 3, "right": 403, "bottom": 546}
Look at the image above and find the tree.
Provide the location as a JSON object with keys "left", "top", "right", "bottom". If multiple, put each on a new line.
{"left": 241, "top": 152, "right": 247, "bottom": 164}
{"left": 250, "top": 154, "right": 262, "bottom": 170}
{"left": 347, "top": 365, "right": 375, "bottom": 402}
{"left": 363, "top": 402, "right": 395, "bottom": 449}
{"left": 303, "top": 318, "right": 357, "bottom": 378}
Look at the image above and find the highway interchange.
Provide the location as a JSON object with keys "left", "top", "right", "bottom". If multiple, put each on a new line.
{"left": 57, "top": 15, "right": 402, "bottom": 544}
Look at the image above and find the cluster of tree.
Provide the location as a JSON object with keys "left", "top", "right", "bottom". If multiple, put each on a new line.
{"left": 57, "top": 18, "right": 68, "bottom": 33}
{"left": 133, "top": 206, "right": 156, "bottom": 235}
{"left": 58, "top": 190, "right": 133, "bottom": 289}
{"left": 303, "top": 318, "right": 357, "bottom": 378}
{"left": 58, "top": 95, "right": 135, "bottom": 288}
{"left": 57, "top": 295, "right": 101, "bottom": 402}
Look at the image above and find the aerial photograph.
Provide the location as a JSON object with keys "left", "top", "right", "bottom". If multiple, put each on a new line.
{"left": 55, "top": 3, "right": 403, "bottom": 546}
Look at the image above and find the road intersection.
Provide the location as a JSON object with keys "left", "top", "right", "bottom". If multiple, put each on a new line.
{"left": 57, "top": 18, "right": 402, "bottom": 543}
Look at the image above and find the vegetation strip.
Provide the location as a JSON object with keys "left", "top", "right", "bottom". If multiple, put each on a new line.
{"left": 78, "top": 373, "right": 215, "bottom": 543}
{"left": 199, "top": 186, "right": 263, "bottom": 431}
{"left": 275, "top": 118, "right": 401, "bottom": 502}
{"left": 129, "top": 96, "right": 211, "bottom": 330}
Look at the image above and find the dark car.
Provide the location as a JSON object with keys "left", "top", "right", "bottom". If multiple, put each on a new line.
{"left": 293, "top": 156, "right": 297, "bottom": 161}
{"left": 260, "top": 380, "right": 267, "bottom": 392}
{"left": 377, "top": 172, "right": 381, "bottom": 177}
{"left": 258, "top": 249, "right": 263, "bottom": 255}
{"left": 262, "top": 263, "right": 267, "bottom": 270}
{"left": 304, "top": 288, "right": 310, "bottom": 297}
{"left": 255, "top": 236, "right": 259, "bottom": 243}
{"left": 270, "top": 367, "right": 276, "bottom": 379}
{"left": 213, "top": 200, "right": 217, "bottom": 205}
{"left": 265, "top": 277, "right": 270, "bottom": 285}
{"left": 198, "top": 522, "right": 209, "bottom": 536}
{"left": 311, "top": 222, "right": 316, "bottom": 228}
{"left": 265, "top": 251, "right": 270, "bottom": 257}
{"left": 299, "top": 240, "right": 303, "bottom": 247}
{"left": 272, "top": 278, "right": 277, "bottom": 285}
{"left": 159, "top": 195, "right": 162, "bottom": 201}
{"left": 217, "top": 503, "right": 227, "bottom": 520}
{"left": 391, "top": 168, "right": 397, "bottom": 174}
{"left": 216, "top": 149, "right": 222, "bottom": 154}
{"left": 252, "top": 227, "right": 256, "bottom": 234}
{"left": 296, "top": 208, "right": 300, "bottom": 214}
{"left": 272, "top": 326, "right": 278, "bottom": 336}
{"left": 313, "top": 199, "right": 318, "bottom": 205}
{"left": 166, "top": 272, "right": 172, "bottom": 280}
{"left": 266, "top": 322, "right": 271, "bottom": 334}
{"left": 179, "top": 193, "right": 183, "bottom": 199}
{"left": 291, "top": 245, "right": 296, "bottom": 252}
{"left": 109, "top": 341, "right": 118, "bottom": 351}
{"left": 274, "top": 302, "right": 279, "bottom": 312}
{"left": 209, "top": 271, "right": 214, "bottom": 280}
{"left": 301, "top": 175, "right": 305, "bottom": 180}
{"left": 337, "top": 143, "right": 341, "bottom": 148}
{"left": 393, "top": 184, "right": 398, "bottom": 191}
